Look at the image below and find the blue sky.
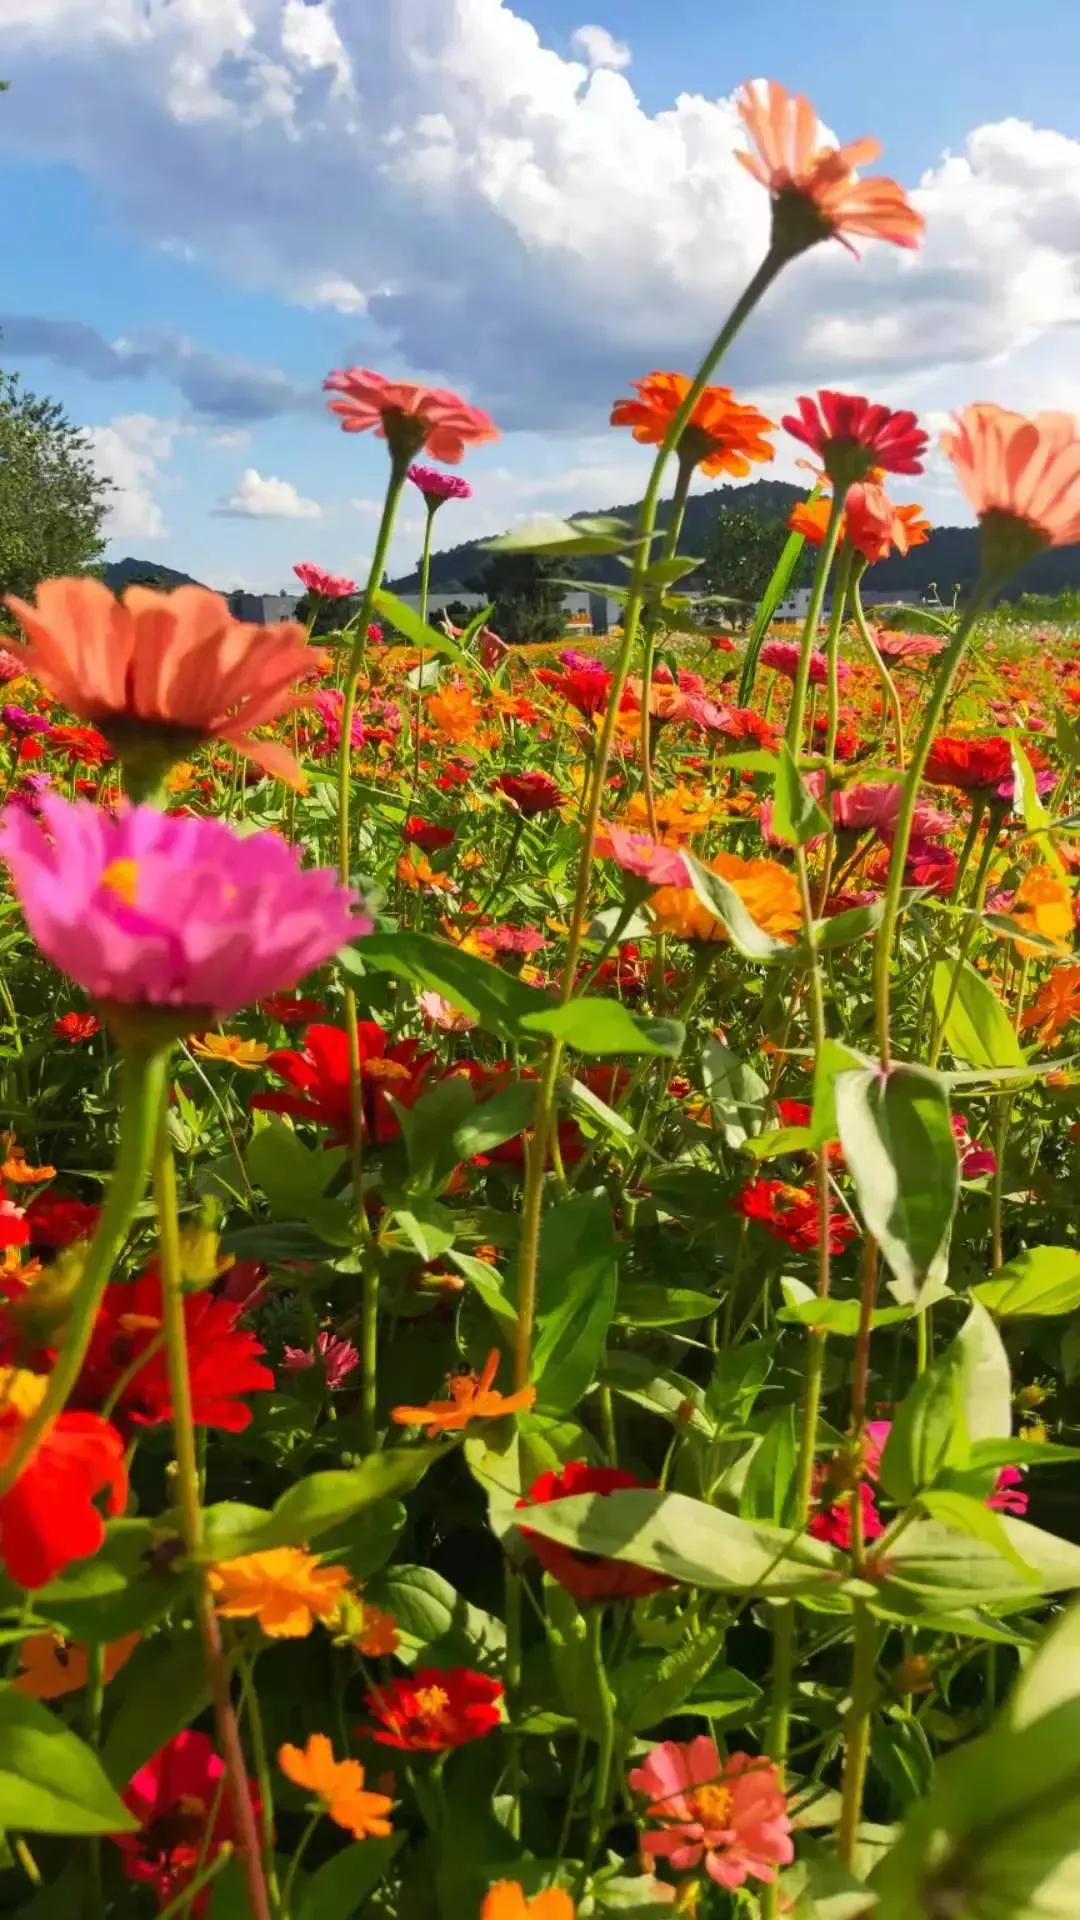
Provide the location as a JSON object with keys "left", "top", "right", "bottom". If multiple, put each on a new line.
{"left": 3, "top": 1, "right": 1080, "bottom": 589}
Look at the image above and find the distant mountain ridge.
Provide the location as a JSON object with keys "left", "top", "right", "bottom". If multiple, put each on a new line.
{"left": 388, "top": 478, "right": 1080, "bottom": 601}
{"left": 104, "top": 557, "right": 205, "bottom": 592}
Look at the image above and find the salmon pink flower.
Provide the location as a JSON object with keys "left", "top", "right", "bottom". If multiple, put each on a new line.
{"left": 294, "top": 563, "right": 357, "bottom": 599}
{"left": 363, "top": 1667, "right": 504, "bottom": 1751}
{"left": 0, "top": 1368, "right": 127, "bottom": 1588}
{"left": 737, "top": 79, "right": 923, "bottom": 256}
{"left": 784, "top": 392, "right": 927, "bottom": 485}
{"left": 596, "top": 823, "right": 690, "bottom": 888}
{"left": 324, "top": 368, "right": 498, "bottom": 465}
{"left": 942, "top": 404, "right": 1080, "bottom": 576}
{"left": 611, "top": 372, "right": 774, "bottom": 477}
{"left": 517, "top": 1461, "right": 674, "bottom": 1603}
{"left": 0, "top": 798, "right": 364, "bottom": 1033}
{"left": 874, "top": 629, "right": 945, "bottom": 663}
{"left": 629, "top": 1736, "right": 793, "bottom": 1890}
{"left": 845, "top": 481, "right": 926, "bottom": 564}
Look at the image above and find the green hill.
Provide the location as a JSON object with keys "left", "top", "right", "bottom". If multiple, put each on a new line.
{"left": 104, "top": 557, "right": 205, "bottom": 592}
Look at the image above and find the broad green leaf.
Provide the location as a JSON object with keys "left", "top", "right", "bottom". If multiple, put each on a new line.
{"left": 0, "top": 1691, "right": 137, "bottom": 1835}
{"left": 614, "top": 1282, "right": 716, "bottom": 1326}
{"left": 373, "top": 1565, "right": 505, "bottom": 1666}
{"left": 682, "top": 850, "right": 792, "bottom": 960}
{"left": 973, "top": 1244, "right": 1080, "bottom": 1318}
{"left": 342, "top": 929, "right": 536, "bottom": 1038}
{"left": 388, "top": 1198, "right": 458, "bottom": 1262}
{"left": 641, "top": 552, "right": 702, "bottom": 587}
{"left": 919, "top": 1490, "right": 1037, "bottom": 1579}
{"left": 955, "top": 1302, "right": 1012, "bottom": 1441}
{"left": 612, "top": 1621, "right": 736, "bottom": 1732}
{"left": 450, "top": 1250, "right": 518, "bottom": 1334}
{"left": 770, "top": 741, "right": 831, "bottom": 847}
{"left": 483, "top": 514, "right": 638, "bottom": 556}
{"left": 561, "top": 1071, "right": 636, "bottom": 1144}
{"left": 296, "top": 1837, "right": 403, "bottom": 1920}
{"left": 878, "top": 1344, "right": 969, "bottom": 1503}
{"left": 602, "top": 1351, "right": 713, "bottom": 1434}
{"left": 700, "top": 1036, "right": 769, "bottom": 1146}
{"left": 533, "top": 1190, "right": 617, "bottom": 1413}
{"left": 201, "top": 1455, "right": 439, "bottom": 1558}
{"left": 452, "top": 1080, "right": 536, "bottom": 1159}
{"left": 931, "top": 958, "right": 1023, "bottom": 1069}
{"left": 743, "top": 1123, "right": 815, "bottom": 1161}
{"left": 778, "top": 1278, "right": 909, "bottom": 1335}
{"left": 245, "top": 1121, "right": 353, "bottom": 1244}
{"left": 835, "top": 1062, "right": 959, "bottom": 1303}
{"left": 397, "top": 1076, "right": 477, "bottom": 1191}
{"left": 371, "top": 588, "right": 473, "bottom": 670}
{"left": 32, "top": 1520, "right": 183, "bottom": 1642}
{"left": 740, "top": 1406, "right": 798, "bottom": 1525}
{"left": 807, "top": 899, "right": 885, "bottom": 953}
{"left": 874, "top": 1513, "right": 1080, "bottom": 1614}
{"left": 1011, "top": 735, "right": 1066, "bottom": 875}
{"left": 523, "top": 1000, "right": 684, "bottom": 1057}
{"left": 810, "top": 1038, "right": 870, "bottom": 1148}
{"left": 544, "top": 1581, "right": 611, "bottom": 1740}
{"left": 103, "top": 1633, "right": 210, "bottom": 1784}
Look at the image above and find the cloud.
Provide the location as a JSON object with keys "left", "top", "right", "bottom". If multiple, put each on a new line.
{"left": 0, "top": 314, "right": 313, "bottom": 422}
{"left": 84, "top": 412, "right": 177, "bottom": 541}
{"left": 6, "top": 1, "right": 1080, "bottom": 439}
{"left": 570, "top": 24, "right": 631, "bottom": 71}
{"left": 217, "top": 467, "right": 321, "bottom": 518}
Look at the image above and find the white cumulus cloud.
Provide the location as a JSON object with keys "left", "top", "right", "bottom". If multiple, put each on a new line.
{"left": 570, "top": 24, "right": 631, "bottom": 71}
{"left": 84, "top": 412, "right": 177, "bottom": 541}
{"left": 218, "top": 467, "right": 321, "bottom": 518}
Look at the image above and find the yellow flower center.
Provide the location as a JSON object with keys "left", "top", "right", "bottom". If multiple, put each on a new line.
{"left": 0, "top": 1367, "right": 50, "bottom": 1419}
{"left": 100, "top": 858, "right": 140, "bottom": 907}
{"left": 364, "top": 1059, "right": 411, "bottom": 1085}
{"left": 414, "top": 1685, "right": 450, "bottom": 1721}
{"left": 687, "top": 1783, "right": 733, "bottom": 1827}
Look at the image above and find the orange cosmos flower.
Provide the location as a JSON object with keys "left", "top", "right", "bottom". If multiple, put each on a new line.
{"left": 611, "top": 373, "right": 774, "bottom": 477}
{"left": 5, "top": 579, "right": 312, "bottom": 784}
{"left": 1021, "top": 965, "right": 1080, "bottom": 1046}
{"left": 397, "top": 851, "right": 459, "bottom": 894}
{"left": 14, "top": 1630, "right": 139, "bottom": 1700}
{"left": 481, "top": 1885, "right": 575, "bottom": 1920}
{"left": 942, "top": 405, "right": 1080, "bottom": 576}
{"left": 356, "top": 1604, "right": 400, "bottom": 1658}
{"left": 0, "top": 1140, "right": 56, "bottom": 1187}
{"left": 1003, "top": 867, "right": 1074, "bottom": 957}
{"left": 209, "top": 1547, "right": 351, "bottom": 1638}
{"left": 650, "top": 851, "right": 801, "bottom": 945}
{"left": 736, "top": 80, "right": 924, "bottom": 256}
{"left": 390, "top": 1348, "right": 536, "bottom": 1437}
{"left": 788, "top": 495, "right": 840, "bottom": 547}
{"left": 844, "top": 481, "right": 930, "bottom": 565}
{"left": 278, "top": 1734, "right": 394, "bottom": 1840}
{"left": 190, "top": 1033, "right": 270, "bottom": 1070}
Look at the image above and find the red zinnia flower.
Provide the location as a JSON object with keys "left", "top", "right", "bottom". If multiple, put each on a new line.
{"left": 363, "top": 1667, "right": 504, "bottom": 1751}
{"left": 783, "top": 392, "right": 927, "bottom": 485}
{"left": 924, "top": 736, "right": 1013, "bottom": 794}
{"left": 493, "top": 771, "right": 565, "bottom": 816}
{"left": 403, "top": 816, "right": 456, "bottom": 852}
{"left": 516, "top": 1461, "right": 674, "bottom": 1603}
{"left": 24, "top": 1192, "right": 101, "bottom": 1249}
{"left": 46, "top": 724, "right": 114, "bottom": 768}
{"left": 705, "top": 704, "right": 781, "bottom": 750}
{"left": 734, "top": 1178, "right": 856, "bottom": 1255}
{"left": 257, "top": 994, "right": 329, "bottom": 1024}
{"left": 114, "top": 1731, "right": 259, "bottom": 1913}
{"left": 0, "top": 1370, "right": 127, "bottom": 1588}
{"left": 541, "top": 666, "right": 613, "bottom": 719}
{"left": 0, "top": 1204, "right": 29, "bottom": 1251}
{"left": 77, "top": 1272, "right": 274, "bottom": 1433}
{"left": 52, "top": 1010, "right": 101, "bottom": 1044}
{"left": 252, "top": 1022, "right": 436, "bottom": 1145}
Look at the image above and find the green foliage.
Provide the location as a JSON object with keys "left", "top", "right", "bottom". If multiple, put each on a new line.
{"left": 474, "top": 548, "right": 570, "bottom": 645}
{"left": 0, "top": 364, "right": 108, "bottom": 598}
{"left": 701, "top": 506, "right": 792, "bottom": 624}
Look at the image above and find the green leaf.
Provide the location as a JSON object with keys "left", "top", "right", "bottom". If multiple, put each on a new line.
{"left": 738, "top": 511, "right": 813, "bottom": 706}
{"left": 296, "top": 1837, "right": 403, "bottom": 1920}
{"left": 955, "top": 1302, "right": 1012, "bottom": 1441}
{"left": 919, "top": 1490, "right": 1037, "bottom": 1579}
{"left": 523, "top": 1000, "right": 684, "bottom": 1058}
{"left": 389, "top": 1197, "right": 458, "bottom": 1261}
{"left": 614, "top": 1282, "right": 716, "bottom": 1327}
{"left": 373, "top": 1565, "right": 505, "bottom": 1666}
{"left": 641, "top": 553, "right": 703, "bottom": 587}
{"left": 682, "top": 851, "right": 791, "bottom": 960}
{"left": 973, "top": 1244, "right": 1080, "bottom": 1318}
{"left": 245, "top": 1121, "right": 353, "bottom": 1244}
{"left": 1011, "top": 735, "right": 1066, "bottom": 875}
{"left": 482, "top": 514, "right": 638, "bottom": 557}
{"left": 544, "top": 1581, "right": 611, "bottom": 1740}
{"left": 931, "top": 959, "right": 1023, "bottom": 1069}
{"left": 740, "top": 1406, "right": 798, "bottom": 1525}
{"left": 807, "top": 898, "right": 885, "bottom": 953}
{"left": 452, "top": 1080, "right": 537, "bottom": 1159}
{"left": 835, "top": 1061, "right": 959, "bottom": 1303}
{"left": 778, "top": 1279, "right": 909, "bottom": 1335}
{"left": 533, "top": 1190, "right": 617, "bottom": 1413}
{"left": 450, "top": 1250, "right": 518, "bottom": 1334}
{"left": 612, "top": 1621, "right": 739, "bottom": 1732}
{"left": 371, "top": 588, "right": 474, "bottom": 670}
{"left": 342, "top": 929, "right": 536, "bottom": 1039}
{"left": 770, "top": 741, "right": 831, "bottom": 847}
{"left": 33, "top": 1519, "right": 182, "bottom": 1642}
{"left": 102, "top": 1632, "right": 210, "bottom": 1785}
{"left": 202, "top": 1455, "right": 439, "bottom": 1558}
{"left": 397, "top": 1077, "right": 477, "bottom": 1190}
{"left": 699, "top": 1036, "right": 769, "bottom": 1146}
{"left": 0, "top": 1691, "right": 138, "bottom": 1835}
{"left": 561, "top": 1072, "right": 636, "bottom": 1144}
{"left": 878, "top": 1344, "right": 969, "bottom": 1504}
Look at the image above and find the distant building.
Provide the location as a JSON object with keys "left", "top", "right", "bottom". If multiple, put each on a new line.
{"left": 227, "top": 592, "right": 301, "bottom": 623}
{"left": 394, "top": 587, "right": 620, "bottom": 636}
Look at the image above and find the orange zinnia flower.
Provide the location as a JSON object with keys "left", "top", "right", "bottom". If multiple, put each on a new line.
{"left": 611, "top": 373, "right": 774, "bottom": 477}
{"left": 278, "top": 1733, "right": 394, "bottom": 1840}
{"left": 356, "top": 1604, "right": 400, "bottom": 1658}
{"left": 1002, "top": 867, "right": 1074, "bottom": 957}
{"left": 844, "top": 481, "right": 929, "bottom": 565}
{"left": 1021, "top": 965, "right": 1080, "bottom": 1046}
{"left": 650, "top": 851, "right": 801, "bottom": 945}
{"left": 390, "top": 1348, "right": 536, "bottom": 1437}
{"left": 209, "top": 1547, "right": 351, "bottom": 1637}
{"left": 5, "top": 579, "right": 311, "bottom": 783}
{"left": 942, "top": 405, "right": 1080, "bottom": 576}
{"left": 788, "top": 495, "right": 840, "bottom": 547}
{"left": 14, "top": 1630, "right": 138, "bottom": 1701}
{"left": 481, "top": 1884, "right": 575, "bottom": 1920}
{"left": 737, "top": 80, "right": 924, "bottom": 255}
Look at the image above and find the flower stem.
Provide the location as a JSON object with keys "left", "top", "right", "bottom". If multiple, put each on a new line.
{"left": 574, "top": 1607, "right": 615, "bottom": 1899}
{"left": 279, "top": 1814, "right": 320, "bottom": 1918}
{"left": 927, "top": 805, "right": 1003, "bottom": 1067}
{"left": 836, "top": 1601, "right": 879, "bottom": 1869}
{"left": 412, "top": 502, "right": 438, "bottom": 794}
{"left": 637, "top": 451, "right": 695, "bottom": 837}
{"left": 850, "top": 572, "right": 905, "bottom": 768}
{"left": 783, "top": 494, "right": 847, "bottom": 764}
{"left": 338, "top": 459, "right": 408, "bottom": 889}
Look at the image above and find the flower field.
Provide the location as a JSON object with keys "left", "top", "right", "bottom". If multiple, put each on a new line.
{"left": 4, "top": 74, "right": 1080, "bottom": 1920}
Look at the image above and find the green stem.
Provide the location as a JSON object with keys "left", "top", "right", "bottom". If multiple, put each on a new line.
{"left": 279, "top": 1813, "right": 319, "bottom": 1919}
{"left": 823, "top": 548, "right": 853, "bottom": 772}
{"left": 0, "top": 1047, "right": 167, "bottom": 1502}
{"left": 638, "top": 452, "right": 695, "bottom": 836}
{"left": 237, "top": 1644, "right": 282, "bottom": 1910}
{"left": 412, "top": 502, "right": 438, "bottom": 794}
{"left": 837, "top": 1603, "right": 879, "bottom": 1869}
{"left": 156, "top": 1849, "right": 235, "bottom": 1920}
{"left": 472, "top": 815, "right": 525, "bottom": 924}
{"left": 850, "top": 571, "right": 905, "bottom": 768}
{"left": 338, "top": 460, "right": 408, "bottom": 888}
{"left": 783, "top": 494, "right": 847, "bottom": 764}
{"left": 575, "top": 1608, "right": 615, "bottom": 1899}
{"left": 928, "top": 806, "right": 1003, "bottom": 1067}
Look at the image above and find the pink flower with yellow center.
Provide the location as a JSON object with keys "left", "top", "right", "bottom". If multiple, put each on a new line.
{"left": 629, "top": 1737, "right": 793, "bottom": 1892}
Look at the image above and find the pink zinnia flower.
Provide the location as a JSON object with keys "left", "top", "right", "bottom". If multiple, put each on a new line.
{"left": 988, "top": 1466, "right": 1028, "bottom": 1515}
{"left": 0, "top": 646, "right": 26, "bottom": 685}
{"left": 408, "top": 464, "right": 473, "bottom": 504}
{"left": 759, "top": 639, "right": 850, "bottom": 686}
{"left": 874, "top": 629, "right": 946, "bottom": 663}
{"left": 783, "top": 392, "right": 928, "bottom": 484}
{"left": 596, "top": 823, "right": 690, "bottom": 887}
{"left": 282, "top": 1330, "right": 359, "bottom": 1389}
{"left": 324, "top": 368, "right": 498, "bottom": 465}
{"left": 312, "top": 687, "right": 364, "bottom": 750}
{"left": 629, "top": 1737, "right": 793, "bottom": 1891}
{"left": 0, "top": 797, "right": 365, "bottom": 1021}
{"left": 294, "top": 563, "right": 357, "bottom": 599}
{"left": 832, "top": 782, "right": 953, "bottom": 840}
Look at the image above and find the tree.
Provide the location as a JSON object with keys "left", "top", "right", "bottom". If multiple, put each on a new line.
{"left": 473, "top": 552, "right": 567, "bottom": 646}
{"left": 701, "top": 509, "right": 791, "bottom": 627}
{"left": 0, "top": 367, "right": 108, "bottom": 600}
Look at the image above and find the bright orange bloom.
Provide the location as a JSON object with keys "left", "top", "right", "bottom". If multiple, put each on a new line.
{"left": 0, "top": 1140, "right": 56, "bottom": 1187}
{"left": 788, "top": 496, "right": 840, "bottom": 547}
{"left": 356, "top": 1605, "right": 400, "bottom": 1658}
{"left": 845, "top": 481, "right": 930, "bottom": 566}
{"left": 481, "top": 1885, "right": 575, "bottom": 1920}
{"left": 427, "top": 682, "right": 493, "bottom": 748}
{"left": 397, "top": 851, "right": 459, "bottom": 895}
{"left": 737, "top": 80, "right": 924, "bottom": 254}
{"left": 390, "top": 1348, "right": 536, "bottom": 1437}
{"left": 650, "top": 851, "right": 801, "bottom": 945}
{"left": 611, "top": 373, "right": 774, "bottom": 478}
{"left": 1004, "top": 867, "right": 1074, "bottom": 957}
{"left": 6, "top": 579, "right": 312, "bottom": 783}
{"left": 625, "top": 785, "right": 716, "bottom": 838}
{"left": 190, "top": 1033, "right": 270, "bottom": 1070}
{"left": 278, "top": 1733, "right": 394, "bottom": 1840}
{"left": 942, "top": 405, "right": 1080, "bottom": 567}
{"left": 209, "top": 1547, "right": 351, "bottom": 1638}
{"left": 896, "top": 503, "right": 931, "bottom": 548}
{"left": 1021, "top": 966, "right": 1080, "bottom": 1046}
{"left": 14, "top": 1631, "right": 138, "bottom": 1701}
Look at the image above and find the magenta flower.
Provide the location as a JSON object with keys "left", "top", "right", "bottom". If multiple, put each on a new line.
{"left": 0, "top": 797, "right": 367, "bottom": 1019}
{"left": 759, "top": 639, "right": 851, "bottom": 686}
{"left": 988, "top": 1466, "right": 1028, "bottom": 1515}
{"left": 1, "top": 705, "right": 49, "bottom": 737}
{"left": 407, "top": 464, "right": 473, "bottom": 505}
{"left": 282, "top": 1330, "right": 360, "bottom": 1390}
{"left": 0, "top": 647, "right": 25, "bottom": 685}
{"left": 312, "top": 688, "right": 364, "bottom": 750}
{"left": 832, "top": 782, "right": 954, "bottom": 840}
{"left": 783, "top": 391, "right": 928, "bottom": 482}
{"left": 294, "top": 563, "right": 358, "bottom": 599}
{"left": 629, "top": 1738, "right": 793, "bottom": 1891}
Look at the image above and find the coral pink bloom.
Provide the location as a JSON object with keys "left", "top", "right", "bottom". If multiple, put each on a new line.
{"left": 831, "top": 782, "right": 953, "bottom": 840}
{"left": 874, "top": 629, "right": 945, "bottom": 663}
{"left": 629, "top": 1737, "right": 793, "bottom": 1891}
{"left": 596, "top": 823, "right": 690, "bottom": 888}
{"left": 941, "top": 405, "right": 1080, "bottom": 569}
{"left": 323, "top": 368, "right": 498, "bottom": 464}
{"left": 294, "top": 563, "right": 357, "bottom": 599}
{"left": 5, "top": 579, "right": 311, "bottom": 784}
{"left": 0, "top": 797, "right": 365, "bottom": 1022}
{"left": 844, "top": 481, "right": 925, "bottom": 565}
{"left": 408, "top": 464, "right": 473, "bottom": 504}
{"left": 784, "top": 393, "right": 927, "bottom": 484}
{"left": 736, "top": 80, "right": 924, "bottom": 255}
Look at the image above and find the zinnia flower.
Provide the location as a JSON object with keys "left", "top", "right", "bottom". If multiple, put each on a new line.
{"left": 735, "top": 1177, "right": 856, "bottom": 1255}
{"left": 52, "top": 1010, "right": 100, "bottom": 1044}
{"left": 1003, "top": 866, "right": 1074, "bottom": 955}
{"left": 0, "top": 1367, "right": 126, "bottom": 1588}
{"left": 363, "top": 1667, "right": 504, "bottom": 1751}
{"left": 924, "top": 735, "right": 1014, "bottom": 794}
{"left": 209, "top": 1547, "right": 351, "bottom": 1637}
{"left": 649, "top": 851, "right": 802, "bottom": 945}
{"left": 788, "top": 495, "right": 839, "bottom": 546}
{"left": 252, "top": 1021, "right": 434, "bottom": 1145}
{"left": 736, "top": 79, "right": 923, "bottom": 255}
{"left": 516, "top": 1461, "right": 673, "bottom": 1603}
{"left": 24, "top": 1191, "right": 100, "bottom": 1248}
{"left": 0, "top": 798, "right": 364, "bottom": 1033}
{"left": 1021, "top": 964, "right": 1080, "bottom": 1045}
{"left": 629, "top": 1737, "right": 793, "bottom": 1890}
{"left": 408, "top": 464, "right": 473, "bottom": 504}
{"left": 596, "top": 823, "right": 690, "bottom": 887}
{"left": 114, "top": 1731, "right": 259, "bottom": 1913}
{"left": 77, "top": 1271, "right": 274, "bottom": 1432}
{"left": 845, "top": 481, "right": 927, "bottom": 564}
{"left": 324, "top": 368, "right": 498, "bottom": 464}
{"left": 6, "top": 578, "right": 312, "bottom": 783}
{"left": 404, "top": 816, "right": 456, "bottom": 852}
{"left": 493, "top": 771, "right": 565, "bottom": 816}
{"left": 783, "top": 392, "right": 927, "bottom": 485}
{"left": 294, "top": 563, "right": 357, "bottom": 599}
{"left": 942, "top": 404, "right": 1080, "bottom": 575}
{"left": 482, "top": 1885, "right": 575, "bottom": 1920}
{"left": 278, "top": 1733, "right": 394, "bottom": 1839}
{"left": 611, "top": 372, "right": 774, "bottom": 477}
{"left": 282, "top": 1329, "right": 359, "bottom": 1389}
{"left": 390, "top": 1348, "right": 536, "bottom": 1437}
{"left": 874, "top": 629, "right": 945, "bottom": 663}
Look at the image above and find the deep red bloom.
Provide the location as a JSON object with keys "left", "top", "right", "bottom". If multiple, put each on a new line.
{"left": 46, "top": 724, "right": 114, "bottom": 767}
{"left": 493, "top": 771, "right": 564, "bottom": 816}
{"left": 24, "top": 1192, "right": 101, "bottom": 1249}
{"left": 705, "top": 704, "right": 781, "bottom": 749}
{"left": 517, "top": 1461, "right": 673, "bottom": 1603}
{"left": 363, "top": 1667, "right": 504, "bottom": 1751}
{"left": 0, "top": 1380, "right": 127, "bottom": 1588}
{"left": 734, "top": 1178, "right": 856, "bottom": 1255}
{"left": 257, "top": 994, "right": 330, "bottom": 1025}
{"left": 252, "top": 1022, "right": 435, "bottom": 1145}
{"left": 783, "top": 392, "right": 927, "bottom": 484}
{"left": 0, "top": 1204, "right": 28, "bottom": 1251}
{"left": 808, "top": 1476, "right": 883, "bottom": 1549}
{"left": 924, "top": 735, "right": 1013, "bottom": 793}
{"left": 53, "top": 1010, "right": 101, "bottom": 1044}
{"left": 403, "top": 816, "right": 456, "bottom": 852}
{"left": 77, "top": 1272, "right": 274, "bottom": 1433}
{"left": 114, "top": 1731, "right": 259, "bottom": 1913}
{"left": 544, "top": 666, "right": 613, "bottom": 719}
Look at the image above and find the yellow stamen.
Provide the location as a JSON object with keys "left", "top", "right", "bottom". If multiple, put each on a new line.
{"left": 414, "top": 1685, "right": 450, "bottom": 1719}
{"left": 0, "top": 1368, "right": 50, "bottom": 1419}
{"left": 687, "top": 1783, "right": 733, "bottom": 1827}
{"left": 100, "top": 858, "right": 139, "bottom": 907}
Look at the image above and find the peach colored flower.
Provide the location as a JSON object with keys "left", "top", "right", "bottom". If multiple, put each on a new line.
{"left": 323, "top": 368, "right": 498, "bottom": 464}
{"left": 5, "top": 579, "right": 311, "bottom": 784}
{"left": 737, "top": 80, "right": 923, "bottom": 254}
{"left": 941, "top": 405, "right": 1080, "bottom": 568}
{"left": 278, "top": 1733, "right": 394, "bottom": 1840}
{"left": 629, "top": 1737, "right": 793, "bottom": 1891}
